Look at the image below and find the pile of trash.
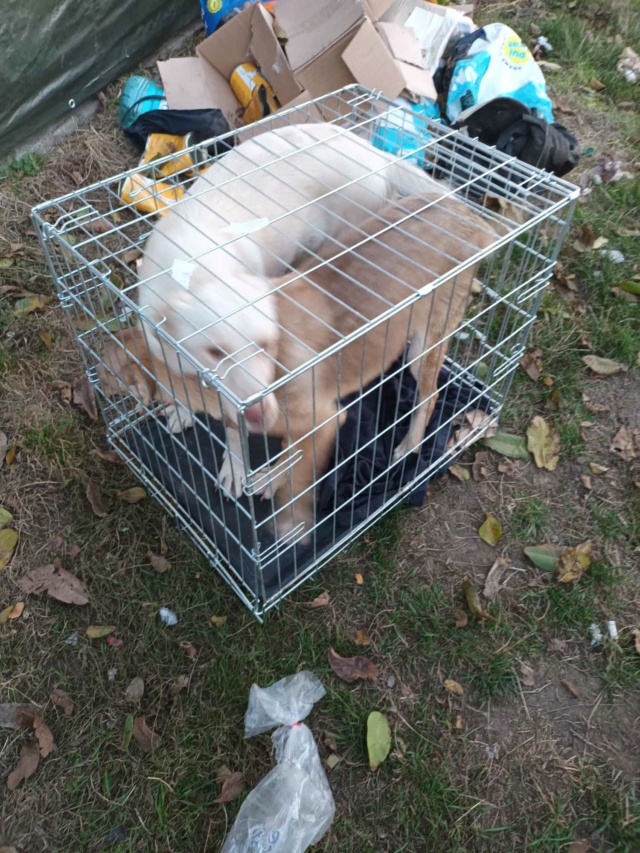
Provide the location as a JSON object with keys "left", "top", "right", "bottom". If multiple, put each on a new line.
{"left": 117, "top": 0, "right": 586, "bottom": 215}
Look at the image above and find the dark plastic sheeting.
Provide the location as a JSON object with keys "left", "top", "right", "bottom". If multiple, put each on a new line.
{"left": 0, "top": 1, "right": 198, "bottom": 158}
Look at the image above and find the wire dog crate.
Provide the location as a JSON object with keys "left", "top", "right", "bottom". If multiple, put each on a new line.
{"left": 32, "top": 86, "right": 579, "bottom": 620}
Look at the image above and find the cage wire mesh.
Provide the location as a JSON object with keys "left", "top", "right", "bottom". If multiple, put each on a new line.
{"left": 32, "top": 86, "right": 579, "bottom": 620}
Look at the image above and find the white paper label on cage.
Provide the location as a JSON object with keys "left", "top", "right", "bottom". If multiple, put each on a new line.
{"left": 171, "top": 259, "right": 197, "bottom": 290}
{"left": 224, "top": 217, "right": 271, "bottom": 237}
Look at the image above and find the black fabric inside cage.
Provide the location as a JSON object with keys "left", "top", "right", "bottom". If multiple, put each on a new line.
{"left": 123, "top": 358, "right": 494, "bottom": 601}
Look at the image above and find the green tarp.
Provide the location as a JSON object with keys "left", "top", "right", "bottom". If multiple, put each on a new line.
{"left": 0, "top": 0, "right": 198, "bottom": 159}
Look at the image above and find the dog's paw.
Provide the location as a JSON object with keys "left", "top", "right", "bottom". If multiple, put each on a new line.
{"left": 392, "top": 435, "right": 415, "bottom": 462}
{"left": 218, "top": 451, "right": 245, "bottom": 500}
{"left": 163, "top": 405, "right": 194, "bottom": 434}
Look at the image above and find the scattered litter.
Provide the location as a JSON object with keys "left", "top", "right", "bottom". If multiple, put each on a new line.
{"left": 588, "top": 623, "right": 603, "bottom": 647}
{"left": 158, "top": 607, "right": 178, "bottom": 626}
{"left": 617, "top": 46, "right": 640, "bottom": 84}
{"left": 536, "top": 36, "right": 553, "bottom": 53}
{"left": 64, "top": 633, "right": 79, "bottom": 646}
{"left": 107, "top": 667, "right": 118, "bottom": 682}
{"left": 599, "top": 249, "right": 625, "bottom": 264}
{"left": 221, "top": 671, "right": 334, "bottom": 853}
{"left": 607, "top": 620, "right": 618, "bottom": 640}
{"left": 485, "top": 744, "right": 499, "bottom": 761}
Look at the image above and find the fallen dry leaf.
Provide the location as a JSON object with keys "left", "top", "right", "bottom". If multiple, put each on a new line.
{"left": 72, "top": 375, "right": 98, "bottom": 420}
{"left": 0, "top": 431, "right": 8, "bottom": 466}
{"left": 472, "top": 451, "right": 491, "bottom": 482}
{"left": 124, "top": 677, "right": 145, "bottom": 703}
{"left": 210, "top": 615, "right": 228, "bottom": 627}
{"left": 328, "top": 647, "right": 379, "bottom": 683}
{"left": 520, "top": 348, "right": 542, "bottom": 381}
{"left": 17, "top": 561, "right": 89, "bottom": 605}
{"left": 453, "top": 714, "right": 464, "bottom": 730}
{"left": 0, "top": 528, "right": 19, "bottom": 571}
{"left": 86, "top": 625, "right": 116, "bottom": 639}
{"left": 326, "top": 753, "right": 340, "bottom": 770}
{"left": 148, "top": 550, "right": 171, "bottom": 573}
{"left": 6, "top": 740, "right": 40, "bottom": 790}
{"left": 449, "top": 463, "right": 470, "bottom": 482}
{"left": 451, "top": 409, "right": 498, "bottom": 448}
{"left": 49, "top": 689, "right": 74, "bottom": 716}
{"left": 0, "top": 605, "right": 14, "bottom": 625}
{"left": 497, "top": 458, "right": 516, "bottom": 475}
{"left": 589, "top": 463, "right": 609, "bottom": 474}
{"left": 582, "top": 355, "right": 628, "bottom": 376}
{"left": 132, "top": 716, "right": 160, "bottom": 753}
{"left": 86, "top": 480, "right": 110, "bottom": 517}
{"left": 324, "top": 733, "right": 338, "bottom": 751}
{"left": 308, "top": 591, "right": 330, "bottom": 608}
{"left": 215, "top": 770, "right": 245, "bottom": 803}
{"left": 519, "top": 663, "right": 535, "bottom": 687}
{"left": 354, "top": 628, "right": 371, "bottom": 646}
{"left": 632, "top": 630, "right": 640, "bottom": 655}
{"left": 180, "top": 641, "right": 198, "bottom": 660}
{"left": 561, "top": 679, "right": 580, "bottom": 699}
{"left": 556, "top": 541, "right": 593, "bottom": 584}
{"left": 0, "top": 507, "right": 13, "bottom": 530}
{"left": 92, "top": 447, "right": 124, "bottom": 465}
{"left": 478, "top": 513, "right": 502, "bottom": 547}
{"left": 354, "top": 573, "right": 364, "bottom": 585}
{"left": 13, "top": 294, "right": 52, "bottom": 316}
{"left": 444, "top": 678, "right": 464, "bottom": 697}
{"left": 5, "top": 442, "right": 18, "bottom": 467}
{"left": 6, "top": 602, "right": 24, "bottom": 621}
{"left": 38, "top": 328, "right": 53, "bottom": 350}
{"left": 171, "top": 675, "right": 190, "bottom": 694}
{"left": 589, "top": 76, "right": 606, "bottom": 91}
{"left": 117, "top": 486, "right": 147, "bottom": 504}
{"left": 527, "top": 416, "right": 560, "bottom": 471}
{"left": 483, "top": 557, "right": 509, "bottom": 599}
{"left": 568, "top": 841, "right": 589, "bottom": 853}
{"left": 51, "top": 380, "right": 72, "bottom": 406}
{"left": 462, "top": 581, "right": 494, "bottom": 621}
{"left": 611, "top": 426, "right": 637, "bottom": 461}
{"left": 581, "top": 474, "right": 593, "bottom": 490}
{"left": 582, "top": 394, "right": 609, "bottom": 415}
{"left": 453, "top": 608, "right": 468, "bottom": 629}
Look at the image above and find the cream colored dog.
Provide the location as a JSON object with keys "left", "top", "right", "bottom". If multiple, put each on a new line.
{"left": 135, "top": 122, "right": 448, "bottom": 443}
{"left": 100, "top": 194, "right": 495, "bottom": 527}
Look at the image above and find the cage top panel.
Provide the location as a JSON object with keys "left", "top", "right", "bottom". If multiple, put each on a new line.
{"left": 32, "top": 86, "right": 578, "bottom": 405}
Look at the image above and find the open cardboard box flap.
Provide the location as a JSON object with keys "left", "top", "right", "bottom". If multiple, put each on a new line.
{"left": 158, "top": 3, "right": 301, "bottom": 121}
{"left": 342, "top": 18, "right": 436, "bottom": 101}
{"left": 276, "top": 0, "right": 394, "bottom": 71}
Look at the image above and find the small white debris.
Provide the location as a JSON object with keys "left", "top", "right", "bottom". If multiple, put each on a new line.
{"left": 485, "top": 744, "right": 500, "bottom": 761}
{"left": 598, "top": 249, "right": 625, "bottom": 264}
{"left": 107, "top": 667, "right": 117, "bottom": 682}
{"left": 65, "top": 633, "right": 79, "bottom": 646}
{"left": 607, "top": 620, "right": 618, "bottom": 640}
{"left": 536, "top": 36, "right": 553, "bottom": 52}
{"left": 589, "top": 623, "right": 603, "bottom": 646}
{"left": 159, "top": 607, "right": 178, "bottom": 626}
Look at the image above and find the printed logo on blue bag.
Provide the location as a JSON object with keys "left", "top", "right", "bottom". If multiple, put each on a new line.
{"left": 502, "top": 35, "right": 531, "bottom": 68}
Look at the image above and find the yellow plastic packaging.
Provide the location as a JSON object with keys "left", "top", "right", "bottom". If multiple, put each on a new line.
{"left": 230, "top": 63, "right": 279, "bottom": 124}
{"left": 119, "top": 173, "right": 183, "bottom": 216}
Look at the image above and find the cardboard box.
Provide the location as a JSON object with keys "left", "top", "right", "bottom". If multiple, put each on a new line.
{"left": 276, "top": 0, "right": 438, "bottom": 102}
{"left": 158, "top": 3, "right": 302, "bottom": 124}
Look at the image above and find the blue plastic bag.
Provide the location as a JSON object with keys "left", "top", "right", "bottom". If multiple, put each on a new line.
{"left": 199, "top": 0, "right": 257, "bottom": 36}
{"left": 371, "top": 97, "right": 442, "bottom": 167}
{"left": 446, "top": 24, "right": 554, "bottom": 125}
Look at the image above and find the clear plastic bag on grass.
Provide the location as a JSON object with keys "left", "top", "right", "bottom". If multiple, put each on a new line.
{"left": 221, "top": 671, "right": 335, "bottom": 853}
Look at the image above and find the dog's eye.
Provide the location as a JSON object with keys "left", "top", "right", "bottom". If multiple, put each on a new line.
{"left": 206, "top": 346, "right": 224, "bottom": 361}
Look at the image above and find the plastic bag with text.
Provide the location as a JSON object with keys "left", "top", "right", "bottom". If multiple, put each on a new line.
{"left": 221, "top": 671, "right": 335, "bottom": 853}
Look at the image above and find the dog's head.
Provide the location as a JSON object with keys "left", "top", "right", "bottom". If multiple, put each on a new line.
{"left": 141, "top": 264, "right": 281, "bottom": 431}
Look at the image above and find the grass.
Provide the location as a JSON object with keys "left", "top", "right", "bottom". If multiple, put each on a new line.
{"left": 1, "top": 1, "right": 640, "bottom": 850}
